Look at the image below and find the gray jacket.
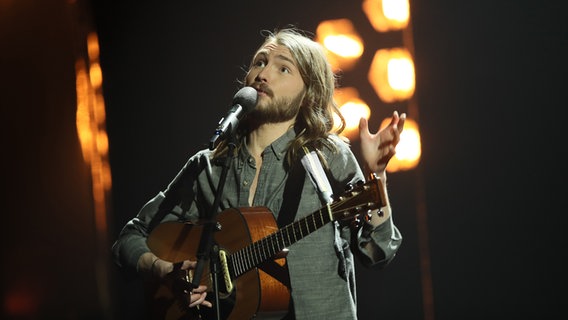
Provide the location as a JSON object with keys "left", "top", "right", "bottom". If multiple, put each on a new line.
{"left": 112, "top": 128, "right": 402, "bottom": 319}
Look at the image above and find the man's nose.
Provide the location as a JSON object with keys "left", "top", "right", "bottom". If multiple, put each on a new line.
{"left": 255, "top": 68, "right": 269, "bottom": 83}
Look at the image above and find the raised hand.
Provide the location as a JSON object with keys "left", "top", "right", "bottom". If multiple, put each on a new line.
{"left": 358, "top": 111, "right": 406, "bottom": 174}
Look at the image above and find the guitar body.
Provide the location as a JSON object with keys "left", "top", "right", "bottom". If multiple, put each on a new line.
{"left": 146, "top": 206, "right": 290, "bottom": 320}
{"left": 145, "top": 174, "right": 385, "bottom": 320}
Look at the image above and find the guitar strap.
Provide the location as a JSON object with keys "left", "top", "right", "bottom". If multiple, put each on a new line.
{"left": 274, "top": 146, "right": 336, "bottom": 320}
{"left": 300, "top": 145, "right": 357, "bottom": 298}
{"left": 276, "top": 157, "right": 306, "bottom": 227}
{"left": 300, "top": 146, "right": 333, "bottom": 204}
{"left": 276, "top": 146, "right": 333, "bottom": 227}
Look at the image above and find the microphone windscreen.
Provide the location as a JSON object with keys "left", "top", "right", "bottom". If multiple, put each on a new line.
{"left": 232, "top": 86, "right": 258, "bottom": 113}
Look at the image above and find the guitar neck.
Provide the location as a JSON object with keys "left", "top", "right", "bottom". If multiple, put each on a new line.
{"left": 228, "top": 173, "right": 383, "bottom": 279}
{"left": 230, "top": 205, "right": 333, "bottom": 278}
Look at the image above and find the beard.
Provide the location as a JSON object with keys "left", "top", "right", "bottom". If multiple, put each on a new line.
{"left": 247, "top": 91, "right": 304, "bottom": 124}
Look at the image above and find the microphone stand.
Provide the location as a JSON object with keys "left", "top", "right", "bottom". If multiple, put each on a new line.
{"left": 190, "top": 134, "right": 237, "bottom": 320}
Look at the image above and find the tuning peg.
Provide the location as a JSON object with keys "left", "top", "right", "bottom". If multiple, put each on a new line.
{"left": 365, "top": 209, "right": 384, "bottom": 222}
{"left": 351, "top": 215, "right": 362, "bottom": 228}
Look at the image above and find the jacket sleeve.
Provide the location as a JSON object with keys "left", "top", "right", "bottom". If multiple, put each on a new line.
{"left": 325, "top": 135, "right": 403, "bottom": 268}
{"left": 110, "top": 152, "right": 203, "bottom": 272}
{"left": 356, "top": 215, "right": 403, "bottom": 268}
{"left": 111, "top": 192, "right": 168, "bottom": 272}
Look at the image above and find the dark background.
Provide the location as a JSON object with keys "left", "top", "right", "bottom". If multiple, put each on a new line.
{"left": 2, "top": 0, "right": 566, "bottom": 319}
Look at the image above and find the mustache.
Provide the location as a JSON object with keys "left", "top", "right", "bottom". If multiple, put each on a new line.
{"left": 257, "top": 83, "right": 273, "bottom": 96}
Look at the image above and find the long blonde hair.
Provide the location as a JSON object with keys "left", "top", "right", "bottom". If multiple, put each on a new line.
{"left": 216, "top": 27, "right": 347, "bottom": 165}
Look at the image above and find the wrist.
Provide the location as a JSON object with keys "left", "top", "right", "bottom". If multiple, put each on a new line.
{"left": 138, "top": 252, "right": 159, "bottom": 276}
{"left": 150, "top": 257, "right": 160, "bottom": 276}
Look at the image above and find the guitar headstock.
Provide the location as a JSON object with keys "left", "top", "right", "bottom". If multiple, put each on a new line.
{"left": 331, "top": 173, "right": 386, "bottom": 222}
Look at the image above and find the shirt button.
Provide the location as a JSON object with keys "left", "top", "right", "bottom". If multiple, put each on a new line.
{"left": 248, "top": 157, "right": 254, "bottom": 164}
{"left": 243, "top": 180, "right": 249, "bottom": 186}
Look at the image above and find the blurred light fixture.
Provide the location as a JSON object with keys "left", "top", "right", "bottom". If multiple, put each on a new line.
{"left": 316, "top": 19, "right": 364, "bottom": 71}
{"left": 333, "top": 87, "right": 371, "bottom": 138}
{"left": 362, "top": 0, "right": 410, "bottom": 32}
{"left": 75, "top": 32, "right": 112, "bottom": 229}
{"left": 380, "top": 115, "right": 421, "bottom": 172}
{"left": 368, "top": 47, "right": 415, "bottom": 103}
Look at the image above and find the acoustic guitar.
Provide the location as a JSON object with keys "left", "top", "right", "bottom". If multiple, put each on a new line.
{"left": 146, "top": 173, "right": 385, "bottom": 320}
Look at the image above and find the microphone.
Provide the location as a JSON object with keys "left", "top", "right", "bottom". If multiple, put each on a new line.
{"left": 209, "top": 86, "right": 258, "bottom": 150}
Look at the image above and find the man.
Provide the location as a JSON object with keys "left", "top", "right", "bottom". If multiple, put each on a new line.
{"left": 112, "top": 27, "right": 405, "bottom": 319}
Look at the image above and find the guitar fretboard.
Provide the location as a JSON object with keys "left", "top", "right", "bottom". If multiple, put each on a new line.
{"left": 229, "top": 205, "right": 332, "bottom": 278}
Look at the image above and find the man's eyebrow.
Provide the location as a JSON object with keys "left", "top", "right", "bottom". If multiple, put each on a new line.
{"left": 254, "top": 50, "right": 296, "bottom": 66}
{"left": 255, "top": 51, "right": 268, "bottom": 58}
{"left": 274, "top": 54, "right": 296, "bottom": 65}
